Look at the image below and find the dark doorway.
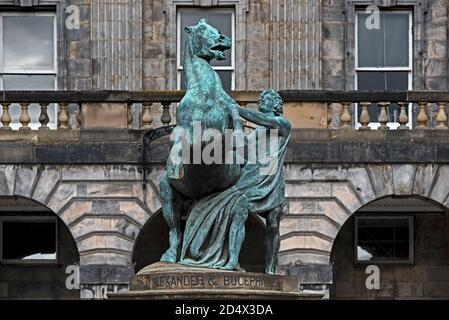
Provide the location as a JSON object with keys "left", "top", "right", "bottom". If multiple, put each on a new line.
{"left": 132, "top": 211, "right": 265, "bottom": 273}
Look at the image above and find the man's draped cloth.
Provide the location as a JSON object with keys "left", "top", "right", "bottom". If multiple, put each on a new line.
{"left": 179, "top": 129, "right": 291, "bottom": 268}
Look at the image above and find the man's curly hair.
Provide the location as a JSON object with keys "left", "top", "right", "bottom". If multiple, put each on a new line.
{"left": 260, "top": 89, "right": 284, "bottom": 116}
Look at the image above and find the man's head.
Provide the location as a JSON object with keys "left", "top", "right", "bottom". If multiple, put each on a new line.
{"left": 258, "top": 89, "right": 283, "bottom": 116}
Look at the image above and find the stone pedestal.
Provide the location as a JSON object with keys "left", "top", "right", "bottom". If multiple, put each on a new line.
{"left": 108, "top": 262, "right": 323, "bottom": 300}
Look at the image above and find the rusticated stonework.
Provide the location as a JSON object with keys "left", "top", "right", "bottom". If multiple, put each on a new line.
{"left": 2, "top": 162, "right": 449, "bottom": 298}
{"left": 278, "top": 163, "right": 448, "bottom": 270}
{"left": 0, "top": 164, "right": 164, "bottom": 267}
{"left": 2, "top": 163, "right": 448, "bottom": 268}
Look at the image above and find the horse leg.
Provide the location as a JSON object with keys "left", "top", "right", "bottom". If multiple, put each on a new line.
{"left": 160, "top": 172, "right": 184, "bottom": 263}
{"left": 166, "top": 134, "right": 186, "bottom": 180}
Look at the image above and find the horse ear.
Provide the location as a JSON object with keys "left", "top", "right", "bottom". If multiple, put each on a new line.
{"left": 184, "top": 26, "right": 192, "bottom": 33}
{"left": 199, "top": 18, "right": 206, "bottom": 24}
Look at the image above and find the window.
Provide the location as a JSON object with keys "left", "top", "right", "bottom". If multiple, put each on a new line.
{"left": 355, "top": 11, "right": 412, "bottom": 129}
{"left": 355, "top": 216, "right": 413, "bottom": 264}
{"left": 0, "top": 217, "right": 58, "bottom": 264}
{"left": 0, "top": 12, "right": 57, "bottom": 129}
{"left": 177, "top": 8, "right": 235, "bottom": 91}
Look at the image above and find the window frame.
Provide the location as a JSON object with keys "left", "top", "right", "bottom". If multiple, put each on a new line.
{"left": 176, "top": 7, "right": 236, "bottom": 91}
{"left": 354, "top": 215, "right": 414, "bottom": 265}
{"left": 0, "top": 11, "right": 58, "bottom": 130}
{"left": 0, "top": 216, "right": 59, "bottom": 265}
{"left": 354, "top": 10, "right": 413, "bottom": 130}
{"left": 0, "top": 11, "right": 58, "bottom": 89}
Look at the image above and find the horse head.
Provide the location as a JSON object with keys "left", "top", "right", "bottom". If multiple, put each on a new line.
{"left": 184, "top": 18, "right": 231, "bottom": 62}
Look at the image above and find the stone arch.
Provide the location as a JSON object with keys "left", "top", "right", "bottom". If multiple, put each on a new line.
{"left": 131, "top": 209, "right": 267, "bottom": 273}
{"left": 0, "top": 195, "right": 80, "bottom": 299}
{"left": 279, "top": 164, "right": 449, "bottom": 268}
{"left": 329, "top": 194, "right": 449, "bottom": 299}
{"left": 0, "top": 164, "right": 166, "bottom": 268}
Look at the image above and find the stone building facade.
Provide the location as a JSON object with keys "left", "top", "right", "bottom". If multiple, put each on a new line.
{"left": 1, "top": 0, "right": 449, "bottom": 299}
{"left": 1, "top": 0, "right": 444, "bottom": 91}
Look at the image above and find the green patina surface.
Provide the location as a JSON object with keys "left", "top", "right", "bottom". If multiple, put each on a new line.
{"left": 159, "top": 19, "right": 291, "bottom": 274}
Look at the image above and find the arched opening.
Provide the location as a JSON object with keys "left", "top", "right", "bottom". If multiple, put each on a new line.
{"left": 132, "top": 211, "right": 265, "bottom": 273}
{"left": 0, "top": 196, "right": 80, "bottom": 299}
{"left": 330, "top": 196, "right": 449, "bottom": 299}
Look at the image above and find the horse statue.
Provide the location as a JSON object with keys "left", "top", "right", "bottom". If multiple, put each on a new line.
{"left": 159, "top": 18, "right": 244, "bottom": 263}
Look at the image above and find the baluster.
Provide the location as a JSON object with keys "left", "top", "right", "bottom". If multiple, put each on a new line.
{"left": 329, "top": 102, "right": 340, "bottom": 129}
{"left": 68, "top": 107, "right": 81, "bottom": 130}
{"left": 69, "top": 104, "right": 83, "bottom": 129}
{"left": 417, "top": 102, "right": 428, "bottom": 129}
{"left": 77, "top": 104, "right": 83, "bottom": 127}
{"left": 1, "top": 103, "right": 12, "bottom": 130}
{"left": 377, "top": 102, "right": 389, "bottom": 130}
{"left": 161, "top": 102, "right": 172, "bottom": 126}
{"left": 19, "top": 102, "right": 31, "bottom": 131}
{"left": 142, "top": 102, "right": 153, "bottom": 129}
{"left": 58, "top": 103, "right": 69, "bottom": 130}
{"left": 341, "top": 102, "right": 351, "bottom": 129}
{"left": 39, "top": 103, "right": 50, "bottom": 130}
{"left": 436, "top": 102, "right": 448, "bottom": 130}
{"left": 127, "top": 102, "right": 133, "bottom": 128}
{"left": 327, "top": 103, "right": 333, "bottom": 128}
{"left": 359, "top": 102, "right": 371, "bottom": 130}
{"left": 398, "top": 102, "right": 409, "bottom": 130}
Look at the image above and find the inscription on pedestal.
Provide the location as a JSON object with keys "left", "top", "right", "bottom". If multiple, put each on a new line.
{"left": 131, "top": 273, "right": 283, "bottom": 291}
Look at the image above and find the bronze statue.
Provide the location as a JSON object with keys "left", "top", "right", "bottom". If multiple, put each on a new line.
{"left": 159, "top": 19, "right": 291, "bottom": 274}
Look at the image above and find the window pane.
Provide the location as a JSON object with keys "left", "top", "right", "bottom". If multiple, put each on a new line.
{"left": 358, "top": 71, "right": 385, "bottom": 91}
{"left": 2, "top": 221, "right": 56, "bottom": 260}
{"left": 3, "top": 15, "right": 55, "bottom": 70}
{"left": 357, "top": 71, "right": 408, "bottom": 91}
{"left": 356, "top": 218, "right": 411, "bottom": 262}
{"left": 357, "top": 13, "right": 384, "bottom": 67}
{"left": 357, "top": 12, "right": 409, "bottom": 67}
{"left": 386, "top": 72, "right": 409, "bottom": 90}
{"left": 3, "top": 75, "right": 55, "bottom": 90}
{"left": 215, "top": 70, "right": 232, "bottom": 91}
{"left": 385, "top": 14, "right": 409, "bottom": 67}
{"left": 180, "top": 70, "right": 232, "bottom": 91}
{"left": 179, "top": 9, "right": 233, "bottom": 67}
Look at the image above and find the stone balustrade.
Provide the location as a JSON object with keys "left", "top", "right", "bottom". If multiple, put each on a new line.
{"left": 1, "top": 91, "right": 449, "bottom": 131}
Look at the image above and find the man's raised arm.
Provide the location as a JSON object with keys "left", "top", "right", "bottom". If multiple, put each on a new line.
{"left": 237, "top": 106, "right": 291, "bottom": 137}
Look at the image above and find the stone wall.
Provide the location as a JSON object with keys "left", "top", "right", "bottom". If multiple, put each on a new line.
{"left": 3, "top": 161, "right": 449, "bottom": 297}
{"left": 331, "top": 213, "right": 449, "bottom": 299}
{"left": 279, "top": 163, "right": 449, "bottom": 269}
{"left": 322, "top": 0, "right": 449, "bottom": 90}
{"left": 142, "top": 0, "right": 165, "bottom": 90}
{"left": 66, "top": 0, "right": 92, "bottom": 90}
{"left": 2, "top": 0, "right": 445, "bottom": 91}
{"left": 0, "top": 163, "right": 164, "bottom": 298}
{"left": 3, "top": 130, "right": 449, "bottom": 297}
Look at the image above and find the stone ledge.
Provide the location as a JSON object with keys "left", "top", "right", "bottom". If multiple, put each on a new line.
{"left": 80, "top": 265, "right": 134, "bottom": 284}
{"left": 2, "top": 129, "right": 449, "bottom": 164}
{"left": 278, "top": 266, "right": 333, "bottom": 284}
{"left": 108, "top": 289, "right": 322, "bottom": 300}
